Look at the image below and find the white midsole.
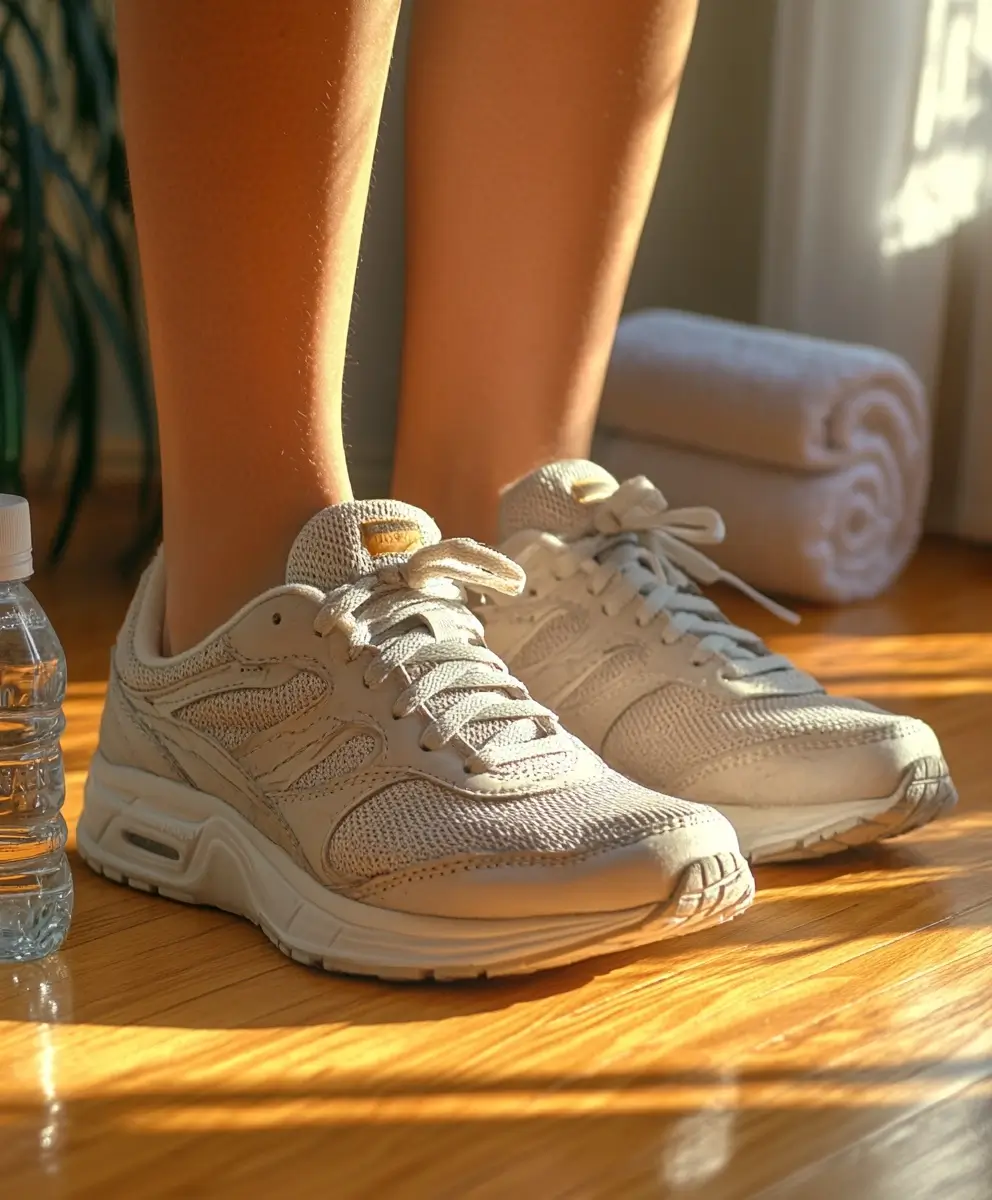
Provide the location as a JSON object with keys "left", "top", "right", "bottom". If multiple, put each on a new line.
{"left": 713, "top": 793, "right": 903, "bottom": 857}
{"left": 78, "top": 755, "right": 659, "bottom": 972}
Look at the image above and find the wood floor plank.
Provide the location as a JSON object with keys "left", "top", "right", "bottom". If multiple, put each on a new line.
{"left": 759, "top": 1073, "right": 992, "bottom": 1200}
{"left": 1, "top": 495, "right": 990, "bottom": 1197}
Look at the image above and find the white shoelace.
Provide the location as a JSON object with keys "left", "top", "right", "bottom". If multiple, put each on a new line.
{"left": 544, "top": 477, "right": 800, "bottom": 679}
{"left": 313, "top": 539, "right": 569, "bottom": 773}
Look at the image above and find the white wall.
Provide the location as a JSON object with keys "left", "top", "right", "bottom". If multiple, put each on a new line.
{"left": 626, "top": 0, "right": 777, "bottom": 321}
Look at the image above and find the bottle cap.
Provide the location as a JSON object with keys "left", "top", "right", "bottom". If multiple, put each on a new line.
{"left": 0, "top": 495, "right": 33, "bottom": 581}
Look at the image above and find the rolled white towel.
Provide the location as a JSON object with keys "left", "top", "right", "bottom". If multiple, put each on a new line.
{"left": 596, "top": 310, "right": 930, "bottom": 604}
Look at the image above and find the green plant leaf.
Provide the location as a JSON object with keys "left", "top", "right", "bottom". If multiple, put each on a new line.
{"left": 42, "top": 145, "right": 156, "bottom": 507}
{"left": 0, "top": 61, "right": 45, "bottom": 378}
{"left": 41, "top": 140, "right": 135, "bottom": 320}
{"left": 0, "top": 308, "right": 25, "bottom": 494}
{"left": 105, "top": 130, "right": 131, "bottom": 214}
{"left": 0, "top": 1, "right": 155, "bottom": 557}
{"left": 0, "top": 54, "right": 45, "bottom": 356}
{"left": 45, "top": 249, "right": 80, "bottom": 459}
{"left": 47, "top": 246, "right": 99, "bottom": 562}
{"left": 14, "top": 254, "right": 40, "bottom": 363}
{"left": 58, "top": 0, "right": 115, "bottom": 165}
{"left": 52, "top": 232, "right": 155, "bottom": 506}
{"left": 13, "top": 126, "right": 45, "bottom": 358}
{"left": 0, "top": 1, "right": 56, "bottom": 107}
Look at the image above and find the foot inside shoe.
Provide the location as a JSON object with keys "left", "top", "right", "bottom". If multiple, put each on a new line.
{"left": 79, "top": 497, "right": 751, "bottom": 979}
{"left": 479, "top": 460, "right": 956, "bottom": 864}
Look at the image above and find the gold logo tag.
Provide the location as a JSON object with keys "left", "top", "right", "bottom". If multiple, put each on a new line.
{"left": 571, "top": 478, "right": 612, "bottom": 504}
{"left": 360, "top": 518, "right": 424, "bottom": 557}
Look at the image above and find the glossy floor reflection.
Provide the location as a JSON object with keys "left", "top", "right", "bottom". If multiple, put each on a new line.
{"left": 1, "top": 503, "right": 990, "bottom": 1199}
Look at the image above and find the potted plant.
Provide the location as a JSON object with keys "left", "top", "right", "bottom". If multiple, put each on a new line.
{"left": 0, "top": 0, "right": 154, "bottom": 559}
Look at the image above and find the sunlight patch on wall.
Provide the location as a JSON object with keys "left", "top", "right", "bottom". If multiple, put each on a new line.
{"left": 882, "top": 0, "right": 992, "bottom": 256}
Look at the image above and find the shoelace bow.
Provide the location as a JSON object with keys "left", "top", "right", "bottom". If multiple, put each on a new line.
{"left": 561, "top": 477, "right": 800, "bottom": 678}
{"left": 313, "top": 539, "right": 568, "bottom": 773}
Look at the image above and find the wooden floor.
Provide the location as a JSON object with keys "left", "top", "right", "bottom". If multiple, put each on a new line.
{"left": 2, "top": 498, "right": 991, "bottom": 1199}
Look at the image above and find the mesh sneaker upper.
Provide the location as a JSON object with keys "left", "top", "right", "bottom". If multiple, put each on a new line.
{"left": 602, "top": 687, "right": 914, "bottom": 788}
{"left": 326, "top": 764, "right": 710, "bottom": 880}
{"left": 493, "top": 460, "right": 927, "bottom": 791}
{"left": 294, "top": 734, "right": 379, "bottom": 788}
{"left": 175, "top": 672, "right": 328, "bottom": 751}
{"left": 107, "top": 499, "right": 720, "bottom": 891}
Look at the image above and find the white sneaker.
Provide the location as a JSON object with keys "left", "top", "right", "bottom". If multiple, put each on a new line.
{"left": 477, "top": 461, "right": 956, "bottom": 864}
{"left": 78, "top": 499, "right": 752, "bottom": 980}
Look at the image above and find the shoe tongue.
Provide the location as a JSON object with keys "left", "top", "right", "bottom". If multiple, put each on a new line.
{"left": 287, "top": 497, "right": 575, "bottom": 775}
{"left": 499, "top": 460, "right": 619, "bottom": 539}
{"left": 286, "top": 500, "right": 441, "bottom": 590}
{"left": 501, "top": 463, "right": 814, "bottom": 692}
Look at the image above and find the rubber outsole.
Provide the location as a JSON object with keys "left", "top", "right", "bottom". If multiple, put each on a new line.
{"left": 743, "top": 756, "right": 957, "bottom": 865}
{"left": 77, "top": 759, "right": 754, "bottom": 981}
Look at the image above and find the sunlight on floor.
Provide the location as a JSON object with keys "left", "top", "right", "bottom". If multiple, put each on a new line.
{"left": 9, "top": 516, "right": 986, "bottom": 1191}
{"left": 0, "top": 1070, "right": 972, "bottom": 1133}
{"left": 758, "top": 863, "right": 990, "bottom": 899}
{"left": 764, "top": 632, "right": 992, "bottom": 697}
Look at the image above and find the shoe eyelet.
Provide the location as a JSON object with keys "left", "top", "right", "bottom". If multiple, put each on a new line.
{"left": 271, "top": 612, "right": 282, "bottom": 626}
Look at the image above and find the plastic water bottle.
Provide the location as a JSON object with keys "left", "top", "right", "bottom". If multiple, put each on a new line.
{"left": 0, "top": 495, "right": 72, "bottom": 961}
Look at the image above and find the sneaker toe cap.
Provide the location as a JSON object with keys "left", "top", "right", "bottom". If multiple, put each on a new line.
{"left": 355, "top": 802, "right": 741, "bottom": 920}
{"left": 680, "top": 716, "right": 943, "bottom": 809}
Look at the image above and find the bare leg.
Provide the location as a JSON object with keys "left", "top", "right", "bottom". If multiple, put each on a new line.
{"left": 117, "top": 0, "right": 400, "bottom": 651}
{"left": 393, "top": 0, "right": 697, "bottom": 543}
